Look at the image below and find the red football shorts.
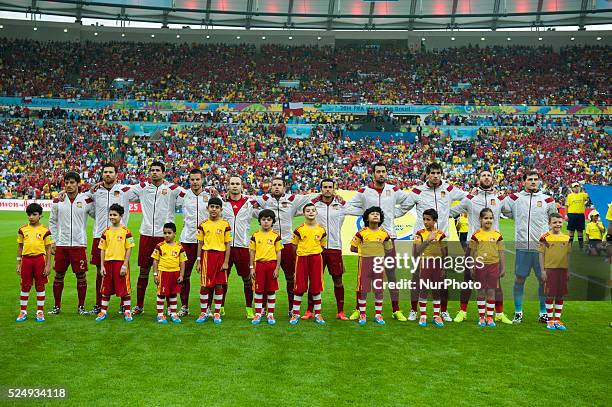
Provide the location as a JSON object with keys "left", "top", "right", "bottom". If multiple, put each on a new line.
{"left": 21, "top": 254, "right": 48, "bottom": 290}
{"left": 544, "top": 268, "right": 569, "bottom": 297}
{"left": 254, "top": 260, "right": 279, "bottom": 293}
{"left": 101, "top": 260, "right": 131, "bottom": 297}
{"left": 138, "top": 235, "right": 165, "bottom": 268}
{"left": 280, "top": 243, "right": 296, "bottom": 279}
{"left": 54, "top": 246, "right": 88, "bottom": 274}
{"left": 90, "top": 237, "right": 102, "bottom": 266}
{"left": 293, "top": 254, "right": 323, "bottom": 295}
{"left": 157, "top": 270, "right": 182, "bottom": 296}
{"left": 200, "top": 250, "right": 227, "bottom": 288}
{"left": 419, "top": 259, "right": 443, "bottom": 284}
{"left": 322, "top": 249, "right": 344, "bottom": 276}
{"left": 229, "top": 247, "right": 251, "bottom": 278}
{"left": 356, "top": 256, "right": 385, "bottom": 294}
{"left": 181, "top": 242, "right": 198, "bottom": 276}
{"left": 474, "top": 263, "right": 501, "bottom": 290}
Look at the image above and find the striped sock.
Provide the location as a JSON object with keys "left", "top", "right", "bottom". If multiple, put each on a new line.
{"left": 214, "top": 287, "right": 223, "bottom": 314}
{"left": 254, "top": 292, "right": 263, "bottom": 316}
{"left": 122, "top": 295, "right": 131, "bottom": 311}
{"left": 312, "top": 293, "right": 322, "bottom": 316}
{"left": 433, "top": 300, "right": 441, "bottom": 317}
{"left": 101, "top": 295, "right": 110, "bottom": 314}
{"left": 169, "top": 295, "right": 178, "bottom": 316}
{"left": 554, "top": 299, "right": 564, "bottom": 322}
{"left": 486, "top": 300, "right": 495, "bottom": 319}
{"left": 36, "top": 291, "right": 45, "bottom": 312}
{"left": 545, "top": 298, "right": 554, "bottom": 321}
{"left": 358, "top": 297, "right": 366, "bottom": 316}
{"left": 292, "top": 295, "right": 302, "bottom": 315}
{"left": 20, "top": 291, "right": 29, "bottom": 311}
{"left": 419, "top": 300, "right": 427, "bottom": 317}
{"left": 477, "top": 298, "right": 486, "bottom": 319}
{"left": 156, "top": 296, "right": 164, "bottom": 317}
{"left": 200, "top": 287, "right": 209, "bottom": 313}
{"left": 266, "top": 293, "right": 276, "bottom": 316}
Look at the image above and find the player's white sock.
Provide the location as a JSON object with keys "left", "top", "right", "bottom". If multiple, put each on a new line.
{"left": 254, "top": 293, "right": 263, "bottom": 315}
{"left": 20, "top": 291, "right": 29, "bottom": 312}
{"left": 36, "top": 291, "right": 45, "bottom": 312}
{"left": 477, "top": 299, "right": 486, "bottom": 319}
{"left": 266, "top": 293, "right": 276, "bottom": 316}
{"left": 156, "top": 296, "right": 164, "bottom": 316}
{"left": 169, "top": 296, "right": 178, "bottom": 316}
{"left": 486, "top": 300, "right": 494, "bottom": 318}
{"left": 554, "top": 300, "right": 564, "bottom": 322}
{"left": 358, "top": 298, "right": 366, "bottom": 316}
{"left": 418, "top": 300, "right": 427, "bottom": 317}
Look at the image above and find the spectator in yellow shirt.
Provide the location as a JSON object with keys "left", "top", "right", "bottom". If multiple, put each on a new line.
{"left": 566, "top": 182, "right": 589, "bottom": 248}
{"left": 585, "top": 211, "right": 605, "bottom": 256}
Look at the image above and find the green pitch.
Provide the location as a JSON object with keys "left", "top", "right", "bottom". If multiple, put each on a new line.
{"left": 0, "top": 212, "right": 610, "bottom": 406}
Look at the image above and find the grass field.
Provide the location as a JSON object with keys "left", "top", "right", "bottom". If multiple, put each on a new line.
{"left": 1, "top": 211, "right": 611, "bottom": 406}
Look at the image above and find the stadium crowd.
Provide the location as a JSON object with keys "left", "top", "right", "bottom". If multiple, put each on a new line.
{"left": 1, "top": 114, "right": 609, "bottom": 203}
{"left": 0, "top": 40, "right": 609, "bottom": 105}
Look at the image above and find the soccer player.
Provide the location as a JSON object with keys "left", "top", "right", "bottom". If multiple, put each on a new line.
{"left": 16, "top": 203, "right": 52, "bottom": 322}
{"left": 413, "top": 209, "right": 447, "bottom": 328}
{"left": 566, "top": 182, "right": 589, "bottom": 249}
{"left": 399, "top": 162, "right": 468, "bottom": 322}
{"left": 195, "top": 197, "right": 231, "bottom": 324}
{"left": 289, "top": 203, "right": 327, "bottom": 325}
{"left": 129, "top": 161, "right": 183, "bottom": 315}
{"left": 466, "top": 208, "right": 505, "bottom": 327}
{"left": 95, "top": 204, "right": 135, "bottom": 322}
{"left": 448, "top": 169, "right": 512, "bottom": 324}
{"left": 249, "top": 209, "right": 283, "bottom": 325}
{"left": 539, "top": 213, "right": 571, "bottom": 331}
{"left": 253, "top": 178, "right": 313, "bottom": 316}
{"left": 177, "top": 168, "right": 211, "bottom": 317}
{"left": 151, "top": 222, "right": 186, "bottom": 324}
{"left": 222, "top": 176, "right": 260, "bottom": 319}
{"left": 49, "top": 172, "right": 94, "bottom": 315}
{"left": 346, "top": 161, "right": 411, "bottom": 322}
{"left": 303, "top": 178, "right": 349, "bottom": 321}
{"left": 86, "top": 162, "right": 132, "bottom": 315}
{"left": 503, "top": 170, "right": 557, "bottom": 324}
{"left": 585, "top": 211, "right": 605, "bottom": 256}
{"left": 350, "top": 206, "right": 392, "bottom": 325}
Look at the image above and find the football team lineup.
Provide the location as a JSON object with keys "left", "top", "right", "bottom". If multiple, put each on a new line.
{"left": 15, "top": 160, "right": 605, "bottom": 332}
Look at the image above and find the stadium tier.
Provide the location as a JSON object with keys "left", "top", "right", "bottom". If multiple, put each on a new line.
{"left": 0, "top": 40, "right": 610, "bottom": 105}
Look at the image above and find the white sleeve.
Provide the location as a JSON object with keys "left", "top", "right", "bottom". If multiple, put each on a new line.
{"left": 345, "top": 191, "right": 365, "bottom": 216}
{"left": 396, "top": 191, "right": 417, "bottom": 218}
{"left": 449, "top": 197, "right": 468, "bottom": 218}
{"left": 127, "top": 183, "right": 142, "bottom": 202}
{"left": 49, "top": 202, "right": 59, "bottom": 241}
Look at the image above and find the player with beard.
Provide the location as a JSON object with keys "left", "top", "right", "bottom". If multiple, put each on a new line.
{"left": 253, "top": 178, "right": 313, "bottom": 316}
{"left": 449, "top": 169, "right": 513, "bottom": 324}
{"left": 221, "top": 176, "right": 261, "bottom": 319}
{"left": 346, "top": 162, "right": 411, "bottom": 322}
{"left": 398, "top": 162, "right": 468, "bottom": 322}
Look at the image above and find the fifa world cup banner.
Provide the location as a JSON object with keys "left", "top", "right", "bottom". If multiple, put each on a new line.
{"left": 285, "top": 124, "right": 313, "bottom": 139}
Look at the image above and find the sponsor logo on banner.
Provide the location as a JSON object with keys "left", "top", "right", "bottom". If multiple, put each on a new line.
{"left": 0, "top": 199, "right": 144, "bottom": 213}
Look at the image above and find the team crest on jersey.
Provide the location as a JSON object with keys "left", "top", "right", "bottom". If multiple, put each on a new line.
{"left": 315, "top": 235, "right": 320, "bottom": 240}
{"left": 282, "top": 202, "right": 288, "bottom": 208}
{"left": 537, "top": 201, "right": 542, "bottom": 207}
{"left": 440, "top": 191, "right": 446, "bottom": 198}
{"left": 172, "top": 250, "right": 178, "bottom": 257}
{"left": 386, "top": 190, "right": 391, "bottom": 196}
{"left": 216, "top": 229, "right": 222, "bottom": 234}
{"left": 162, "top": 188, "right": 168, "bottom": 195}
{"left": 267, "top": 239, "right": 273, "bottom": 245}
{"left": 36, "top": 233, "right": 42, "bottom": 239}
{"left": 76, "top": 202, "right": 83, "bottom": 208}
{"left": 490, "top": 237, "right": 496, "bottom": 242}
{"left": 490, "top": 199, "right": 496, "bottom": 206}
{"left": 117, "top": 236, "right": 124, "bottom": 241}
{"left": 114, "top": 191, "right": 121, "bottom": 197}
{"left": 204, "top": 196, "right": 209, "bottom": 202}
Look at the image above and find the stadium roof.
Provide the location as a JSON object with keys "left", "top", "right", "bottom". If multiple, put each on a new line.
{"left": 1, "top": 0, "right": 611, "bottom": 31}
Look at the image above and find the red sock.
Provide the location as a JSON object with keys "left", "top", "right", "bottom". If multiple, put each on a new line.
{"left": 334, "top": 286, "right": 344, "bottom": 313}
{"left": 101, "top": 295, "right": 110, "bottom": 312}
{"left": 136, "top": 277, "right": 148, "bottom": 308}
{"left": 391, "top": 300, "right": 400, "bottom": 313}
{"left": 356, "top": 293, "right": 360, "bottom": 310}
{"left": 440, "top": 298, "right": 448, "bottom": 313}
{"left": 495, "top": 300, "right": 503, "bottom": 314}
{"left": 244, "top": 282, "right": 253, "bottom": 308}
{"left": 53, "top": 280, "right": 64, "bottom": 307}
{"left": 95, "top": 272, "right": 103, "bottom": 307}
{"left": 77, "top": 280, "right": 87, "bottom": 307}
{"left": 460, "top": 302, "right": 468, "bottom": 312}
{"left": 411, "top": 300, "right": 418, "bottom": 312}
{"left": 122, "top": 295, "right": 131, "bottom": 311}
{"left": 221, "top": 284, "right": 228, "bottom": 307}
